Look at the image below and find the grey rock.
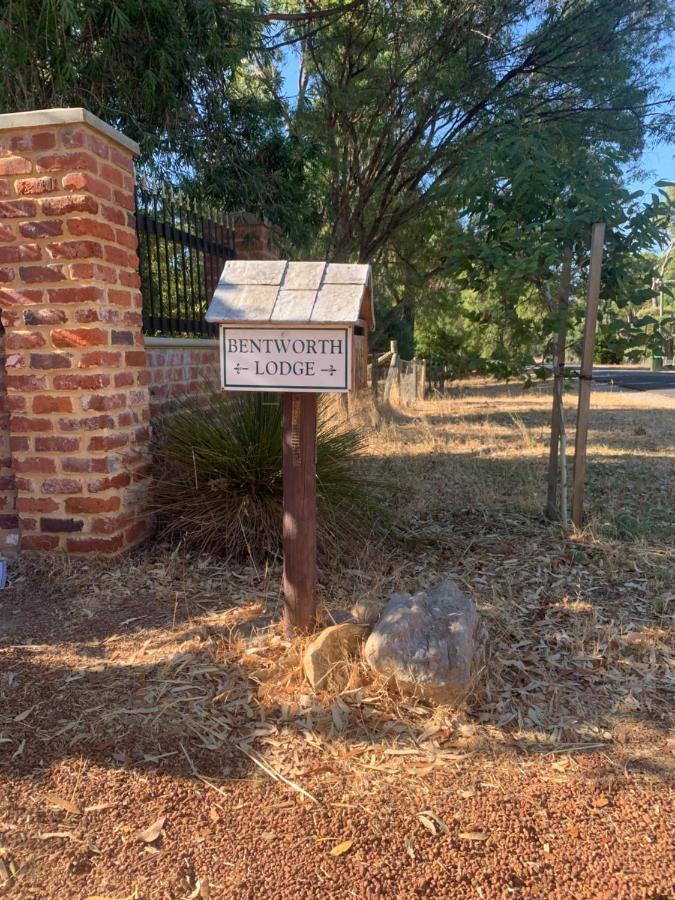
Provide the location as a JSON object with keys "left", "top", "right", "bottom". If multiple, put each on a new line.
{"left": 364, "top": 578, "right": 480, "bottom": 704}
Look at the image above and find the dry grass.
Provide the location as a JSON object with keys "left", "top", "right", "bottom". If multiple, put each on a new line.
{"left": 3, "top": 380, "right": 672, "bottom": 813}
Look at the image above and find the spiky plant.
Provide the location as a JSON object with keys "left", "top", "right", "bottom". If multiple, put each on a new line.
{"left": 150, "top": 391, "right": 384, "bottom": 561}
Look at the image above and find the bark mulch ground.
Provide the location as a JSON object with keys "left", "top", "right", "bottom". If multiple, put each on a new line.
{"left": 0, "top": 547, "right": 671, "bottom": 899}
{"left": 1, "top": 388, "right": 673, "bottom": 898}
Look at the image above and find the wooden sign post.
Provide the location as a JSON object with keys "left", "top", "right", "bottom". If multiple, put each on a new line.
{"left": 282, "top": 393, "right": 317, "bottom": 633}
{"left": 572, "top": 223, "right": 605, "bottom": 529}
{"left": 206, "top": 260, "right": 375, "bottom": 634}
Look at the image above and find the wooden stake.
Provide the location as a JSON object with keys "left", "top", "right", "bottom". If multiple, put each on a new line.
{"left": 572, "top": 223, "right": 605, "bottom": 529}
{"left": 282, "top": 392, "right": 317, "bottom": 634}
{"left": 546, "top": 244, "right": 573, "bottom": 519}
{"left": 560, "top": 423, "right": 568, "bottom": 528}
{"left": 370, "top": 356, "right": 379, "bottom": 399}
{"left": 383, "top": 340, "right": 399, "bottom": 403}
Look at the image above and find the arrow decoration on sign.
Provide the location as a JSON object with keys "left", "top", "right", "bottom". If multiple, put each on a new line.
{"left": 321, "top": 365, "right": 337, "bottom": 375}
{"left": 234, "top": 363, "right": 249, "bottom": 374}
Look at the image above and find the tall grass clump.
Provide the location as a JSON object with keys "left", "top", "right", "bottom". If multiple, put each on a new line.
{"left": 150, "top": 391, "right": 385, "bottom": 561}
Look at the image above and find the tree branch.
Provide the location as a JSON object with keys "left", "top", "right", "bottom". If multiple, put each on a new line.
{"left": 254, "top": 2, "right": 365, "bottom": 24}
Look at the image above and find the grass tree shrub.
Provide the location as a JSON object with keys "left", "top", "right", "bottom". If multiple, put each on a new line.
{"left": 150, "top": 391, "right": 384, "bottom": 562}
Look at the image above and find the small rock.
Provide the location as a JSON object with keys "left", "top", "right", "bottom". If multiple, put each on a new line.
{"left": 303, "top": 623, "right": 368, "bottom": 690}
{"left": 323, "top": 608, "right": 356, "bottom": 625}
{"left": 364, "top": 578, "right": 481, "bottom": 704}
{"left": 350, "top": 600, "right": 383, "bottom": 626}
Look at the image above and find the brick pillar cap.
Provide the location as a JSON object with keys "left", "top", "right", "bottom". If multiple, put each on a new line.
{"left": 231, "top": 211, "right": 280, "bottom": 231}
{"left": 0, "top": 107, "right": 139, "bottom": 156}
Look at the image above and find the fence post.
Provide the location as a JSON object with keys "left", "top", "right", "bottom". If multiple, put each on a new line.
{"left": 383, "top": 340, "right": 399, "bottom": 403}
{"left": 370, "top": 354, "right": 379, "bottom": 400}
{"left": 419, "top": 358, "right": 427, "bottom": 400}
{"left": 0, "top": 108, "right": 151, "bottom": 553}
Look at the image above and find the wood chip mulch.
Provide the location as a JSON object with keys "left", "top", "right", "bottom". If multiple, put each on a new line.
{"left": 0, "top": 543, "right": 672, "bottom": 899}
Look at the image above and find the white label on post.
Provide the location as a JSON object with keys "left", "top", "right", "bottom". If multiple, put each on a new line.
{"left": 220, "top": 326, "right": 351, "bottom": 392}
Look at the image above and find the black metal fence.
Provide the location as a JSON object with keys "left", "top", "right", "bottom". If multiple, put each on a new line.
{"left": 135, "top": 182, "right": 236, "bottom": 337}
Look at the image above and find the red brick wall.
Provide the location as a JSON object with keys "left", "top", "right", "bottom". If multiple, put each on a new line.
{"left": 0, "top": 110, "right": 151, "bottom": 553}
{"left": 145, "top": 339, "right": 219, "bottom": 419}
{"left": 0, "top": 329, "right": 18, "bottom": 550}
{"left": 233, "top": 218, "right": 281, "bottom": 261}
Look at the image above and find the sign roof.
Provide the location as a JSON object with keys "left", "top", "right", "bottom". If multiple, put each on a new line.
{"left": 206, "top": 260, "right": 375, "bottom": 330}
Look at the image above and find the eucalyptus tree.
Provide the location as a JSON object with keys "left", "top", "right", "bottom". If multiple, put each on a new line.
{"left": 281, "top": 0, "right": 674, "bottom": 263}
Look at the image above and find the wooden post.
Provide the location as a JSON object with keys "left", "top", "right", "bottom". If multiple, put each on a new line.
{"left": 572, "top": 223, "right": 605, "bottom": 529}
{"left": 419, "top": 359, "right": 427, "bottom": 400}
{"left": 545, "top": 244, "right": 573, "bottom": 519}
{"left": 383, "top": 340, "right": 399, "bottom": 403}
{"left": 369, "top": 357, "right": 379, "bottom": 400}
{"left": 282, "top": 392, "right": 317, "bottom": 634}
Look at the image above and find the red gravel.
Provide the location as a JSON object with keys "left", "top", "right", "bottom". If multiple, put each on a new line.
{"left": 1, "top": 760, "right": 672, "bottom": 898}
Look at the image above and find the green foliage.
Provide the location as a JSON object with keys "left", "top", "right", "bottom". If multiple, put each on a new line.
{"left": 150, "top": 391, "right": 384, "bottom": 561}
{"left": 0, "top": 0, "right": 246, "bottom": 156}
{"left": 283, "top": 0, "right": 673, "bottom": 262}
{"left": 5, "top": 0, "right": 674, "bottom": 368}
{"left": 0, "top": 0, "right": 314, "bottom": 247}
{"left": 413, "top": 136, "right": 675, "bottom": 375}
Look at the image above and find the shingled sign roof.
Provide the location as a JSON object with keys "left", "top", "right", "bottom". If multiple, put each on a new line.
{"left": 206, "top": 260, "right": 375, "bottom": 330}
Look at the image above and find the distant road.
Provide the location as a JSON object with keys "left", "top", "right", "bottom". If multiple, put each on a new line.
{"left": 584, "top": 366, "right": 675, "bottom": 393}
{"left": 533, "top": 364, "right": 675, "bottom": 396}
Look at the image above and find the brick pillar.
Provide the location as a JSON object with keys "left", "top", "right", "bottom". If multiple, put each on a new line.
{"left": 0, "top": 109, "right": 150, "bottom": 554}
{"left": 232, "top": 212, "right": 281, "bottom": 261}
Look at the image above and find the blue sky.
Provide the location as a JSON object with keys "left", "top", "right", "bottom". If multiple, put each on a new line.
{"left": 627, "top": 69, "right": 675, "bottom": 194}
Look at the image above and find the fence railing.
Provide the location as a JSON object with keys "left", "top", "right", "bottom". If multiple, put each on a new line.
{"left": 135, "top": 182, "right": 236, "bottom": 337}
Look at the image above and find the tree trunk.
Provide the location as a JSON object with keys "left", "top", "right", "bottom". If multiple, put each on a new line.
{"left": 545, "top": 245, "right": 573, "bottom": 520}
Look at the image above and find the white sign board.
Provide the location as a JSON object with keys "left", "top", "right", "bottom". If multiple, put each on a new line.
{"left": 220, "top": 326, "right": 351, "bottom": 392}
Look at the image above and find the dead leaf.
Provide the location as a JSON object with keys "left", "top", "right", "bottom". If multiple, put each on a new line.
{"left": 418, "top": 810, "right": 449, "bottom": 836}
{"left": 418, "top": 814, "right": 438, "bottom": 836}
{"left": 329, "top": 839, "right": 353, "bottom": 857}
{"left": 569, "top": 825, "right": 580, "bottom": 839}
{"left": 593, "top": 797, "right": 609, "bottom": 809}
{"left": 44, "top": 793, "right": 81, "bottom": 816}
{"left": 137, "top": 816, "right": 165, "bottom": 843}
{"left": 208, "top": 807, "right": 220, "bottom": 824}
{"left": 13, "top": 706, "right": 35, "bottom": 723}
{"left": 458, "top": 831, "right": 488, "bottom": 841}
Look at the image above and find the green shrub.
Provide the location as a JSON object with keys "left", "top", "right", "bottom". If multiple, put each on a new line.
{"left": 150, "top": 391, "right": 384, "bottom": 561}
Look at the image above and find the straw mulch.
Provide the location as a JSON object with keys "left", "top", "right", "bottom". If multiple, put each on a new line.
{"left": 0, "top": 383, "right": 672, "bottom": 897}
